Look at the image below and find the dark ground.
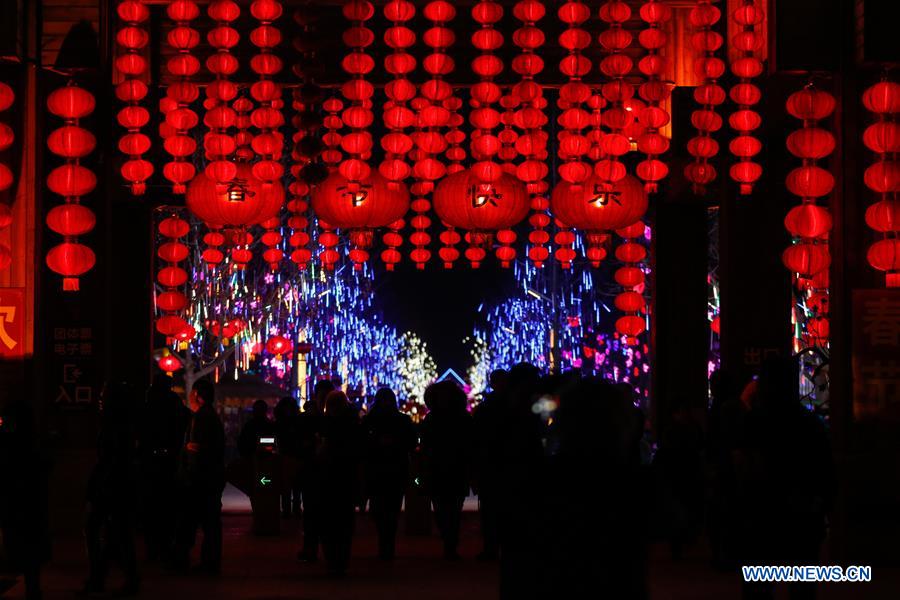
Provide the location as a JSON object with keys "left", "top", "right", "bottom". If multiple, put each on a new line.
{"left": 3, "top": 512, "right": 896, "bottom": 600}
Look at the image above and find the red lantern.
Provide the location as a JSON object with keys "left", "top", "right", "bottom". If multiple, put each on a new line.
{"left": 158, "top": 353, "right": 182, "bottom": 374}
{"left": 116, "top": 0, "right": 153, "bottom": 195}
{"left": 551, "top": 174, "right": 648, "bottom": 234}
{"left": 186, "top": 162, "right": 284, "bottom": 227}
{"left": 727, "top": 1, "right": 764, "bottom": 194}
{"left": 685, "top": 0, "right": 724, "bottom": 194}
{"left": 163, "top": 1, "right": 200, "bottom": 193}
{"left": 434, "top": 168, "right": 529, "bottom": 232}
{"left": 266, "top": 334, "right": 292, "bottom": 357}
{"left": 45, "top": 83, "right": 97, "bottom": 291}
{"left": 782, "top": 242, "right": 830, "bottom": 276}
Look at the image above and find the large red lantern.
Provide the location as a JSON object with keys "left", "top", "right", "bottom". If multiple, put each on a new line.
{"left": 186, "top": 162, "right": 284, "bottom": 227}
{"left": 312, "top": 170, "right": 410, "bottom": 269}
{"left": 434, "top": 169, "right": 529, "bottom": 231}
{"left": 45, "top": 83, "right": 97, "bottom": 291}
{"left": 551, "top": 174, "right": 648, "bottom": 235}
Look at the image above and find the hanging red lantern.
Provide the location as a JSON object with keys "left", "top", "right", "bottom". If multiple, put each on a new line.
{"left": 434, "top": 168, "right": 529, "bottom": 232}
{"left": 158, "top": 353, "right": 182, "bottom": 374}
{"left": 783, "top": 84, "right": 836, "bottom": 317}
{"left": 551, "top": 174, "right": 648, "bottom": 235}
{"left": 162, "top": 0, "right": 200, "bottom": 193}
{"left": 597, "top": 0, "right": 634, "bottom": 191}
{"left": 203, "top": 0, "right": 240, "bottom": 193}
{"left": 155, "top": 214, "right": 191, "bottom": 343}
{"left": 727, "top": 1, "right": 764, "bottom": 194}
{"left": 45, "top": 83, "right": 97, "bottom": 291}
{"left": 379, "top": 0, "right": 417, "bottom": 270}
{"left": 266, "top": 334, "right": 292, "bottom": 358}
{"left": 861, "top": 77, "right": 899, "bottom": 287}
{"left": 249, "top": 0, "right": 285, "bottom": 189}
{"left": 0, "top": 82, "right": 13, "bottom": 269}
{"left": 186, "top": 162, "right": 284, "bottom": 227}
{"left": 115, "top": 0, "right": 153, "bottom": 195}
{"left": 636, "top": 0, "right": 672, "bottom": 193}
{"left": 685, "top": 0, "right": 725, "bottom": 194}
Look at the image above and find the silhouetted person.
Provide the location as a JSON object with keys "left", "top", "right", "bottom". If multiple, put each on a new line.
{"left": 296, "top": 380, "right": 332, "bottom": 562}
{"left": 138, "top": 374, "right": 189, "bottom": 561}
{"left": 238, "top": 399, "right": 275, "bottom": 459}
{"left": 84, "top": 382, "right": 140, "bottom": 596}
{"left": 737, "top": 358, "right": 835, "bottom": 600}
{"left": 317, "top": 391, "right": 362, "bottom": 575}
{"left": 655, "top": 395, "right": 705, "bottom": 559}
{"left": 472, "top": 369, "right": 508, "bottom": 560}
{"left": 546, "top": 377, "right": 648, "bottom": 600}
{"left": 495, "top": 364, "right": 545, "bottom": 599}
{"left": 0, "top": 397, "right": 50, "bottom": 600}
{"left": 173, "top": 379, "right": 225, "bottom": 574}
{"left": 420, "top": 380, "right": 473, "bottom": 560}
{"left": 361, "top": 387, "right": 417, "bottom": 559}
{"left": 706, "top": 369, "right": 746, "bottom": 569}
{"left": 274, "top": 396, "right": 301, "bottom": 517}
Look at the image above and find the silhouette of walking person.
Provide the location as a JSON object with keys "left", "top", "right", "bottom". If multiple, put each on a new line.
{"left": 419, "top": 381, "right": 473, "bottom": 560}
{"left": 472, "top": 369, "right": 507, "bottom": 560}
{"left": 736, "top": 358, "right": 836, "bottom": 600}
{"left": 84, "top": 382, "right": 140, "bottom": 596}
{"left": 173, "top": 379, "right": 226, "bottom": 575}
{"left": 361, "top": 387, "right": 417, "bottom": 560}
{"left": 317, "top": 390, "right": 362, "bottom": 576}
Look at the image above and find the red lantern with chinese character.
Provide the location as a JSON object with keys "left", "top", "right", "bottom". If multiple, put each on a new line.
{"left": 186, "top": 162, "right": 284, "bottom": 227}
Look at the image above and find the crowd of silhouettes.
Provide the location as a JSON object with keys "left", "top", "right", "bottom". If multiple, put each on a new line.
{"left": 0, "top": 355, "right": 837, "bottom": 599}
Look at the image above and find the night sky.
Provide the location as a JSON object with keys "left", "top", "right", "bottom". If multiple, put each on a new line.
{"left": 375, "top": 261, "right": 520, "bottom": 376}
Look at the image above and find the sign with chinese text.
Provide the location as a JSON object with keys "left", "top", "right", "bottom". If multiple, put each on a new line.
{"left": 0, "top": 287, "right": 25, "bottom": 359}
{"left": 852, "top": 289, "right": 900, "bottom": 420}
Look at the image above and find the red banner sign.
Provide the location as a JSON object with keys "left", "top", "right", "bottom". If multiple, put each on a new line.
{"left": 0, "top": 287, "right": 25, "bottom": 358}
{"left": 852, "top": 289, "right": 900, "bottom": 420}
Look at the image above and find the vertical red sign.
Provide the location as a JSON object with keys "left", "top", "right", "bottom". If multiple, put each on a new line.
{"left": 0, "top": 287, "right": 25, "bottom": 358}
{"left": 852, "top": 289, "right": 900, "bottom": 420}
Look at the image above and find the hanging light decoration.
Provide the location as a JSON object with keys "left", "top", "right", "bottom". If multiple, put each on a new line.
{"left": 45, "top": 83, "right": 97, "bottom": 291}
{"left": 333, "top": 0, "right": 381, "bottom": 268}
{"left": 862, "top": 78, "right": 900, "bottom": 287}
{"left": 311, "top": 170, "right": 410, "bottom": 269}
{"left": 417, "top": 0, "right": 460, "bottom": 270}
{"left": 162, "top": 0, "right": 200, "bottom": 193}
{"left": 454, "top": 0, "right": 523, "bottom": 267}
{"left": 380, "top": 0, "right": 417, "bottom": 271}
{"left": 287, "top": 3, "right": 325, "bottom": 271}
{"left": 596, "top": 0, "right": 634, "bottom": 191}
{"left": 551, "top": 174, "right": 649, "bottom": 268}
{"left": 0, "top": 82, "right": 14, "bottom": 271}
{"left": 614, "top": 220, "right": 648, "bottom": 344}
{"left": 318, "top": 95, "right": 344, "bottom": 270}
{"left": 115, "top": 0, "right": 153, "bottom": 195}
{"left": 203, "top": 0, "right": 240, "bottom": 188}
{"left": 684, "top": 0, "right": 725, "bottom": 194}
{"left": 783, "top": 84, "right": 836, "bottom": 347}
{"left": 554, "top": 0, "right": 592, "bottom": 269}
{"left": 433, "top": 169, "right": 529, "bottom": 269}
{"left": 249, "top": 0, "right": 285, "bottom": 272}
{"left": 155, "top": 214, "right": 193, "bottom": 344}
{"left": 636, "top": 0, "right": 672, "bottom": 193}
{"left": 728, "top": 0, "right": 765, "bottom": 194}
{"left": 512, "top": 0, "right": 551, "bottom": 268}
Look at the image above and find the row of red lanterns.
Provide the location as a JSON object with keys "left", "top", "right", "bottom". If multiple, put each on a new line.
{"left": 115, "top": 0, "right": 153, "bottom": 195}
{"left": 782, "top": 85, "right": 836, "bottom": 348}
{"left": 0, "top": 82, "right": 14, "bottom": 271}
{"left": 861, "top": 79, "right": 900, "bottom": 287}
{"left": 45, "top": 83, "right": 97, "bottom": 291}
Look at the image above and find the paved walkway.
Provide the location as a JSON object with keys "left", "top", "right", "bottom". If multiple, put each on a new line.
{"left": 2, "top": 513, "right": 895, "bottom": 599}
